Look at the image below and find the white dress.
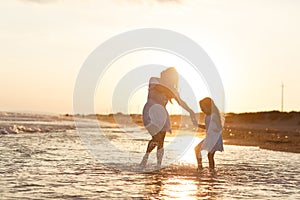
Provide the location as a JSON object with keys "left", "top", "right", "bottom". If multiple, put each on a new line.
{"left": 142, "top": 77, "right": 171, "bottom": 136}
{"left": 200, "top": 113, "right": 224, "bottom": 153}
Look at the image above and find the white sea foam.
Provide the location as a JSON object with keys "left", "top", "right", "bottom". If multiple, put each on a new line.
{"left": 0, "top": 112, "right": 75, "bottom": 134}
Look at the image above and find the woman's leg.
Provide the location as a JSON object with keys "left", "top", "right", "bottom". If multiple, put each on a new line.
{"left": 194, "top": 141, "right": 203, "bottom": 170}
{"left": 208, "top": 152, "right": 215, "bottom": 169}
{"left": 140, "top": 132, "right": 166, "bottom": 168}
{"left": 140, "top": 137, "right": 157, "bottom": 168}
{"left": 146, "top": 138, "right": 158, "bottom": 153}
{"left": 156, "top": 132, "right": 166, "bottom": 168}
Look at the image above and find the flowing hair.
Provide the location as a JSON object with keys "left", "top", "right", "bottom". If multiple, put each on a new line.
{"left": 160, "top": 67, "right": 179, "bottom": 103}
{"left": 160, "top": 67, "right": 178, "bottom": 91}
{"left": 200, "top": 97, "right": 225, "bottom": 131}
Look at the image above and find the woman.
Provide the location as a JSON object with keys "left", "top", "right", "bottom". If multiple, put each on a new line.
{"left": 140, "top": 67, "right": 198, "bottom": 169}
{"left": 194, "top": 97, "right": 224, "bottom": 171}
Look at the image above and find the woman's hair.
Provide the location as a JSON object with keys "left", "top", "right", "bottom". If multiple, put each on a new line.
{"left": 160, "top": 67, "right": 178, "bottom": 91}
{"left": 159, "top": 67, "right": 179, "bottom": 103}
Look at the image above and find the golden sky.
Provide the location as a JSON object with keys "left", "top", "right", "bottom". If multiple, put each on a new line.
{"left": 0, "top": 0, "right": 299, "bottom": 114}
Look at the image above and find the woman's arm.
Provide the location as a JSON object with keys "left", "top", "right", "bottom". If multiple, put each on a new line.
{"left": 176, "top": 96, "right": 198, "bottom": 126}
{"left": 153, "top": 84, "right": 198, "bottom": 126}
{"left": 153, "top": 84, "right": 180, "bottom": 102}
{"left": 176, "top": 96, "right": 193, "bottom": 113}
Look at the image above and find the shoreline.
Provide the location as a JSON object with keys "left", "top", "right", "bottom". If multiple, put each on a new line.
{"left": 1, "top": 111, "right": 299, "bottom": 153}
{"left": 96, "top": 112, "right": 300, "bottom": 153}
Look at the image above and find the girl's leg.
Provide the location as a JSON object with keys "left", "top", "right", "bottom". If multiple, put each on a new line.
{"left": 208, "top": 152, "right": 215, "bottom": 169}
{"left": 194, "top": 141, "right": 203, "bottom": 170}
{"left": 156, "top": 132, "right": 166, "bottom": 168}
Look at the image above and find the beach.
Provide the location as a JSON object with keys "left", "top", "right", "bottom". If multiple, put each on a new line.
{"left": 2, "top": 0, "right": 300, "bottom": 199}
{"left": 96, "top": 111, "right": 300, "bottom": 153}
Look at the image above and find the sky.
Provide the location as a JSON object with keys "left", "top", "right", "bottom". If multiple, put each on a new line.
{"left": 0, "top": 0, "right": 299, "bottom": 114}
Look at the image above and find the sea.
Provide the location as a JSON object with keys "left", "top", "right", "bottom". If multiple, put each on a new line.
{"left": 0, "top": 113, "right": 299, "bottom": 199}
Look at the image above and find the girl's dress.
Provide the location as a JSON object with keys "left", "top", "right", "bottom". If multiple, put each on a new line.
{"left": 200, "top": 113, "right": 224, "bottom": 153}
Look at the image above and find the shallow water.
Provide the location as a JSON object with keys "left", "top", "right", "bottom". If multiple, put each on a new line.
{"left": 0, "top": 118, "right": 299, "bottom": 199}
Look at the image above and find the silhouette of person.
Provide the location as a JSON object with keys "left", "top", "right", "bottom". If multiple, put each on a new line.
{"left": 194, "top": 97, "right": 224, "bottom": 171}
{"left": 140, "top": 67, "right": 198, "bottom": 169}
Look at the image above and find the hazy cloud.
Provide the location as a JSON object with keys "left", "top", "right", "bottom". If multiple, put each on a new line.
{"left": 19, "top": 0, "right": 185, "bottom": 4}
{"left": 19, "top": 0, "right": 183, "bottom": 5}
{"left": 125, "top": 0, "right": 183, "bottom": 4}
{"left": 18, "top": 0, "right": 59, "bottom": 4}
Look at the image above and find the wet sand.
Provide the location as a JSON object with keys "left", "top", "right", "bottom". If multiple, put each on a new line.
{"left": 95, "top": 111, "right": 300, "bottom": 153}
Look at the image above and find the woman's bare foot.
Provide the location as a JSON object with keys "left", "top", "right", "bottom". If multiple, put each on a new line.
{"left": 197, "top": 166, "right": 203, "bottom": 172}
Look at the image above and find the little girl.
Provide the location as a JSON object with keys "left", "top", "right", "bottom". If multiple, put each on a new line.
{"left": 194, "top": 97, "right": 224, "bottom": 170}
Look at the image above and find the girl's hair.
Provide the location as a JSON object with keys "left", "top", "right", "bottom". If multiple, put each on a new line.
{"left": 200, "top": 97, "right": 224, "bottom": 131}
{"left": 200, "top": 97, "right": 212, "bottom": 113}
{"left": 160, "top": 67, "right": 178, "bottom": 91}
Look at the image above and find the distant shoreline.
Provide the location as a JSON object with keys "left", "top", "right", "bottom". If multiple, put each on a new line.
{"left": 94, "top": 111, "right": 300, "bottom": 153}
{"left": 1, "top": 111, "right": 299, "bottom": 153}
